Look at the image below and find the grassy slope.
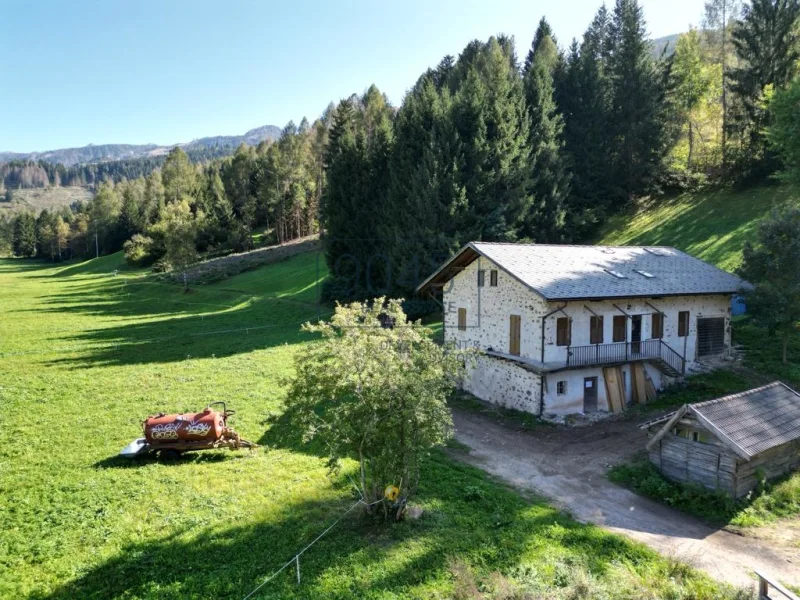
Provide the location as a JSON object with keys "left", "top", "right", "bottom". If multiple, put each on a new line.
{"left": 597, "top": 183, "right": 798, "bottom": 271}
{"left": 0, "top": 187, "right": 93, "bottom": 215}
{"left": 0, "top": 251, "right": 737, "bottom": 599}
{"left": 598, "top": 183, "right": 800, "bottom": 531}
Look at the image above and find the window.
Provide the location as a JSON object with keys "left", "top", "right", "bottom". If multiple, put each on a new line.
{"left": 678, "top": 311, "right": 689, "bottom": 337}
{"left": 590, "top": 315, "right": 604, "bottom": 344}
{"left": 557, "top": 381, "right": 567, "bottom": 395}
{"left": 556, "top": 317, "right": 571, "bottom": 346}
{"left": 490, "top": 270, "right": 498, "bottom": 286}
{"left": 509, "top": 315, "right": 521, "bottom": 356}
{"left": 651, "top": 313, "right": 664, "bottom": 339}
{"left": 604, "top": 269, "right": 628, "bottom": 279}
{"left": 613, "top": 315, "right": 627, "bottom": 343}
{"left": 458, "top": 308, "right": 467, "bottom": 331}
{"left": 477, "top": 270, "right": 485, "bottom": 287}
{"left": 693, "top": 431, "right": 711, "bottom": 444}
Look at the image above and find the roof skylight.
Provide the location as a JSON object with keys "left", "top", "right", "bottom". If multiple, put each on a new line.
{"left": 604, "top": 269, "right": 628, "bottom": 279}
{"left": 635, "top": 270, "right": 655, "bottom": 279}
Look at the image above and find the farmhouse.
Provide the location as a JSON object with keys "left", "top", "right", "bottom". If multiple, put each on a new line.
{"left": 642, "top": 382, "right": 800, "bottom": 498}
{"left": 417, "top": 243, "right": 748, "bottom": 417}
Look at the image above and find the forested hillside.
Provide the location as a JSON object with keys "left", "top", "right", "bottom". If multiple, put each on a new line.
{"left": 2, "top": 0, "right": 799, "bottom": 312}
{"left": 0, "top": 124, "right": 281, "bottom": 167}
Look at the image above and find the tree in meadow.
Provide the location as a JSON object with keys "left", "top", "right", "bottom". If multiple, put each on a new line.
{"left": 90, "top": 183, "right": 122, "bottom": 254}
{"left": 150, "top": 198, "right": 199, "bottom": 289}
{"left": 729, "top": 0, "right": 800, "bottom": 174}
{"left": 285, "top": 298, "right": 467, "bottom": 509}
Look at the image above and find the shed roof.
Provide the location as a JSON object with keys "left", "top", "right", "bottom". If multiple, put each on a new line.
{"left": 643, "top": 382, "right": 800, "bottom": 460}
{"left": 416, "top": 242, "right": 748, "bottom": 300}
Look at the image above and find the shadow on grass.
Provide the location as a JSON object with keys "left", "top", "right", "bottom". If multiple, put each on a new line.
{"left": 35, "top": 453, "right": 657, "bottom": 600}
{"left": 17, "top": 253, "right": 331, "bottom": 368}
{"left": 93, "top": 449, "right": 258, "bottom": 469}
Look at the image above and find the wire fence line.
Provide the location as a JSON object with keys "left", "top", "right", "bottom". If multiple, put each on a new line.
{"left": 242, "top": 496, "right": 383, "bottom": 600}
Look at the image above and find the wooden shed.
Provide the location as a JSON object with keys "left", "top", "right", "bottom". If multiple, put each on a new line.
{"left": 642, "top": 382, "right": 800, "bottom": 498}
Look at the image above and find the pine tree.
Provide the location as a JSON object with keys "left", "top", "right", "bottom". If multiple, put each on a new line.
{"left": 453, "top": 37, "right": 532, "bottom": 241}
{"left": 729, "top": 0, "right": 800, "bottom": 175}
{"left": 524, "top": 17, "right": 558, "bottom": 74}
{"left": 387, "top": 74, "right": 467, "bottom": 296}
{"left": 558, "top": 7, "right": 615, "bottom": 238}
{"left": 321, "top": 90, "right": 394, "bottom": 301}
{"left": 13, "top": 212, "right": 37, "bottom": 257}
{"left": 523, "top": 34, "right": 570, "bottom": 242}
{"left": 607, "top": 0, "right": 669, "bottom": 202}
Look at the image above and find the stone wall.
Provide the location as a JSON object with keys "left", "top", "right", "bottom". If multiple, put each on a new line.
{"left": 464, "top": 355, "right": 542, "bottom": 415}
{"left": 443, "top": 256, "right": 549, "bottom": 360}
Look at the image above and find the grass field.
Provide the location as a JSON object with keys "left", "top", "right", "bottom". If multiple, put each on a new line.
{"left": 0, "top": 250, "right": 744, "bottom": 599}
{"left": 0, "top": 186, "right": 93, "bottom": 215}
{"left": 597, "top": 183, "right": 799, "bottom": 271}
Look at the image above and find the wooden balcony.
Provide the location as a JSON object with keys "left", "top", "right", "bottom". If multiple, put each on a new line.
{"left": 566, "top": 339, "right": 685, "bottom": 376}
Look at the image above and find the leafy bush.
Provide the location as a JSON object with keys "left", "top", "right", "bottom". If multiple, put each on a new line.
{"left": 609, "top": 462, "right": 739, "bottom": 524}
{"left": 122, "top": 234, "right": 159, "bottom": 266}
{"left": 609, "top": 460, "right": 800, "bottom": 528}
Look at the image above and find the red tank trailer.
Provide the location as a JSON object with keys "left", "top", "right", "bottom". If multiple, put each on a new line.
{"left": 120, "top": 402, "right": 258, "bottom": 458}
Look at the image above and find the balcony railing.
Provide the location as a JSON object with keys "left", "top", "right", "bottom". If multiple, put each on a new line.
{"left": 566, "top": 339, "right": 685, "bottom": 374}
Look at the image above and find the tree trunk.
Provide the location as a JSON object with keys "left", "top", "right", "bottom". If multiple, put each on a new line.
{"left": 687, "top": 121, "right": 694, "bottom": 170}
{"left": 721, "top": 1, "right": 728, "bottom": 168}
{"left": 783, "top": 337, "right": 788, "bottom": 364}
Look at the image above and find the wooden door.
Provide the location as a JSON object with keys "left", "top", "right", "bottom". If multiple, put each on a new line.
{"left": 509, "top": 315, "right": 521, "bottom": 356}
{"left": 584, "top": 376, "right": 598, "bottom": 412}
{"left": 631, "top": 315, "right": 642, "bottom": 354}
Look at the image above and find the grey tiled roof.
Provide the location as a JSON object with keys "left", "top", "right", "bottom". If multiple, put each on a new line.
{"left": 643, "top": 382, "right": 800, "bottom": 459}
{"left": 691, "top": 382, "right": 800, "bottom": 458}
{"left": 470, "top": 242, "right": 748, "bottom": 300}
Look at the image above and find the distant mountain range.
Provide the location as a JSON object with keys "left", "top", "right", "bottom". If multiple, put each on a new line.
{"left": 0, "top": 124, "right": 282, "bottom": 167}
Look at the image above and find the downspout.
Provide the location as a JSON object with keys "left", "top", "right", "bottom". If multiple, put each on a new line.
{"left": 539, "top": 302, "right": 568, "bottom": 416}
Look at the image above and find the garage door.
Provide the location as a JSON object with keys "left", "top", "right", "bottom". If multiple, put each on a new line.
{"left": 697, "top": 317, "right": 725, "bottom": 357}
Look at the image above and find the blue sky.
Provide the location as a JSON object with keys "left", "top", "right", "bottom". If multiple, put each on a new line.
{"left": 1, "top": 0, "right": 707, "bottom": 153}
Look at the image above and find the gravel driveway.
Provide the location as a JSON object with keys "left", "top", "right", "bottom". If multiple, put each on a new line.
{"left": 451, "top": 407, "right": 800, "bottom": 589}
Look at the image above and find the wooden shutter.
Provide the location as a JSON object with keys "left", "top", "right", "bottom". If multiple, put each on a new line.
{"left": 651, "top": 313, "right": 663, "bottom": 339}
{"left": 678, "top": 311, "right": 689, "bottom": 337}
{"left": 509, "top": 315, "right": 521, "bottom": 356}
{"left": 458, "top": 308, "right": 467, "bottom": 331}
{"left": 613, "top": 315, "right": 626, "bottom": 342}
{"left": 590, "top": 316, "right": 604, "bottom": 344}
{"left": 556, "top": 317, "right": 571, "bottom": 346}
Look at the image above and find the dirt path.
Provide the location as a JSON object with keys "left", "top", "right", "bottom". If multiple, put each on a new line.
{"left": 451, "top": 407, "right": 800, "bottom": 589}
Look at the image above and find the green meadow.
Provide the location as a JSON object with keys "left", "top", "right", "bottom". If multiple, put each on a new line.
{"left": 0, "top": 251, "right": 742, "bottom": 599}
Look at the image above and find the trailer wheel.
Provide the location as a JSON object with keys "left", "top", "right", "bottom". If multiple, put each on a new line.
{"left": 159, "top": 449, "right": 183, "bottom": 461}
